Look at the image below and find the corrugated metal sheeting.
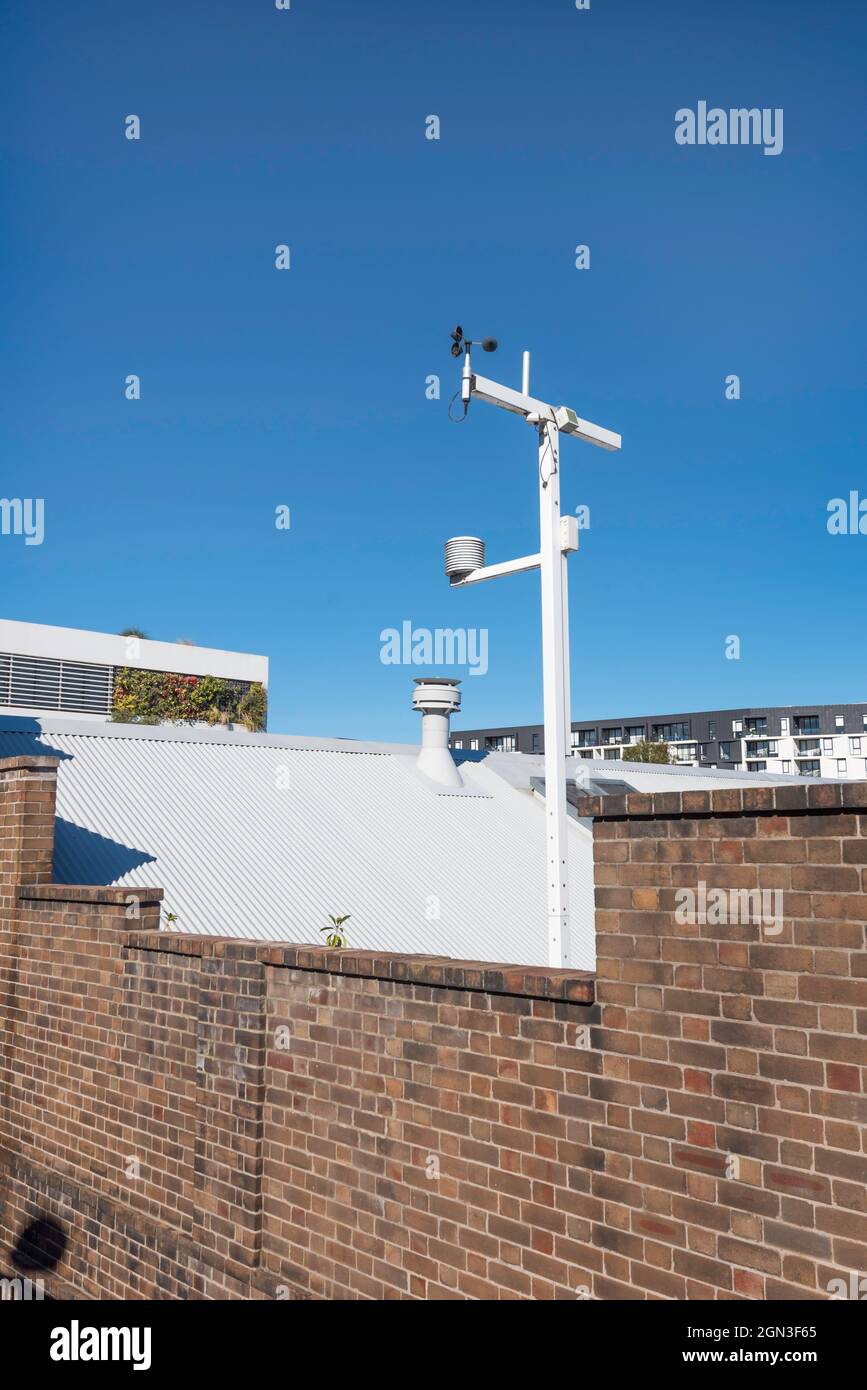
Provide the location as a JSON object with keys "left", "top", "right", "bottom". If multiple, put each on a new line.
{"left": 0, "top": 720, "right": 598, "bottom": 969}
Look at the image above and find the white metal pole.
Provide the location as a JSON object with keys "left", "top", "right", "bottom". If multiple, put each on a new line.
{"left": 561, "top": 549, "right": 573, "bottom": 756}
{"left": 538, "top": 418, "right": 570, "bottom": 967}
{"left": 522, "top": 351, "right": 531, "bottom": 396}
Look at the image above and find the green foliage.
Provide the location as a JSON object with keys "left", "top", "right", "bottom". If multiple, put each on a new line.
{"left": 118, "top": 627, "right": 149, "bottom": 639}
{"left": 238, "top": 682, "right": 267, "bottom": 733}
{"left": 321, "top": 914, "right": 350, "bottom": 948}
{"left": 621, "top": 739, "right": 674, "bottom": 764}
{"left": 111, "top": 669, "right": 267, "bottom": 731}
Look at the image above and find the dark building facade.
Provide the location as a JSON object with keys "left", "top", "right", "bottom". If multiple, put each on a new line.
{"left": 451, "top": 703, "right": 867, "bottom": 778}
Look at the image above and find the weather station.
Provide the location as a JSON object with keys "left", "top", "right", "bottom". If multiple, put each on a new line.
{"left": 443, "top": 326, "right": 622, "bottom": 968}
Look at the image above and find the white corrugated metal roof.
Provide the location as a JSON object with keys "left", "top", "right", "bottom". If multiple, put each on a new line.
{"left": 0, "top": 717, "right": 815, "bottom": 972}
{"left": 0, "top": 717, "right": 600, "bottom": 968}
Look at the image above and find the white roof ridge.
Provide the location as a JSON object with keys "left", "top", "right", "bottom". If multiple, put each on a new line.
{"left": 0, "top": 713, "right": 417, "bottom": 757}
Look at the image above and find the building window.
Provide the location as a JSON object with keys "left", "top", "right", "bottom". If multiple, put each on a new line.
{"left": 780, "top": 717, "right": 790, "bottom": 735}
{"left": 748, "top": 761, "right": 768, "bottom": 772}
{"left": 796, "top": 738, "right": 820, "bottom": 756}
{"left": 603, "top": 748, "right": 619, "bottom": 760}
{"left": 700, "top": 743, "right": 714, "bottom": 759}
{"left": 672, "top": 744, "right": 698, "bottom": 763}
{"left": 837, "top": 759, "right": 847, "bottom": 775}
{"left": 486, "top": 735, "right": 517, "bottom": 752}
{"left": 453, "top": 739, "right": 463, "bottom": 749}
{"left": 532, "top": 733, "right": 540, "bottom": 752}
{"left": 575, "top": 729, "right": 597, "bottom": 747}
{"left": 719, "top": 741, "right": 734, "bottom": 761}
{"left": 708, "top": 722, "right": 716, "bottom": 739}
{"left": 782, "top": 761, "right": 791, "bottom": 773}
{"left": 625, "top": 726, "right": 645, "bottom": 744}
{"left": 602, "top": 727, "right": 623, "bottom": 744}
{"left": 794, "top": 715, "right": 820, "bottom": 734}
{"left": 747, "top": 741, "right": 775, "bottom": 759}
{"left": 799, "top": 759, "right": 821, "bottom": 777}
{"left": 823, "top": 739, "right": 833, "bottom": 754}
{"left": 653, "top": 721, "right": 690, "bottom": 741}
{"left": 851, "top": 737, "right": 861, "bottom": 755}
{"left": 744, "top": 717, "right": 768, "bottom": 736}
{"left": 470, "top": 738, "right": 478, "bottom": 750}
{"left": 836, "top": 715, "right": 845, "bottom": 730}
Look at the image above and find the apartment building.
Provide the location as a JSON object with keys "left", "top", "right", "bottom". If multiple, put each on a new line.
{"left": 0, "top": 618, "right": 268, "bottom": 724}
{"left": 451, "top": 703, "right": 867, "bottom": 779}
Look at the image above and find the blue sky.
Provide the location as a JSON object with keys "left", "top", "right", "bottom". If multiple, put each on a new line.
{"left": 1, "top": 0, "right": 865, "bottom": 740}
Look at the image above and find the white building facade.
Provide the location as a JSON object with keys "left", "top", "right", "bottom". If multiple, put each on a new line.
{"left": 0, "top": 619, "right": 268, "bottom": 723}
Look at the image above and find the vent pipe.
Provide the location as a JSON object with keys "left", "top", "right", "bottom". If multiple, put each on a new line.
{"left": 412, "top": 677, "right": 463, "bottom": 788}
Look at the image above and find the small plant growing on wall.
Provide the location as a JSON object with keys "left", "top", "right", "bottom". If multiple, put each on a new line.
{"left": 321, "top": 915, "right": 350, "bottom": 948}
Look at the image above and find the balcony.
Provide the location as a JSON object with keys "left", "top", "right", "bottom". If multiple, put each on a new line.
{"left": 745, "top": 742, "right": 777, "bottom": 759}
{"left": 671, "top": 745, "right": 698, "bottom": 764}
{"left": 573, "top": 733, "right": 597, "bottom": 748}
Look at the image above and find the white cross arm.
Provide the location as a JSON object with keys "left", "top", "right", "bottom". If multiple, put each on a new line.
{"left": 450, "top": 520, "right": 579, "bottom": 587}
{"left": 470, "top": 374, "right": 621, "bottom": 452}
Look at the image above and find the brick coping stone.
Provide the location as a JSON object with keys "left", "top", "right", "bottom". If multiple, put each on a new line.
{"left": 18, "top": 884, "right": 164, "bottom": 907}
{"left": 120, "top": 931, "right": 596, "bottom": 1003}
{"left": 571, "top": 779, "right": 867, "bottom": 821}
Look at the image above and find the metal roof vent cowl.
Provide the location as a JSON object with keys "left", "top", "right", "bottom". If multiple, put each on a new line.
{"left": 412, "top": 678, "right": 463, "bottom": 789}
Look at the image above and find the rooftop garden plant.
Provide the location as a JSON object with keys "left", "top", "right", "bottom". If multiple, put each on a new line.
{"left": 111, "top": 668, "right": 267, "bottom": 732}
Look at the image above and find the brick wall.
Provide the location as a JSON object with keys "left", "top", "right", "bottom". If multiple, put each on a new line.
{"left": 1, "top": 756, "right": 865, "bottom": 1299}
{"left": 579, "top": 779, "right": 867, "bottom": 1299}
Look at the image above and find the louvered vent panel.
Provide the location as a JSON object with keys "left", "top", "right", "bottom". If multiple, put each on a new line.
{"left": 59, "top": 660, "right": 114, "bottom": 714}
{"left": 0, "top": 652, "right": 114, "bottom": 715}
